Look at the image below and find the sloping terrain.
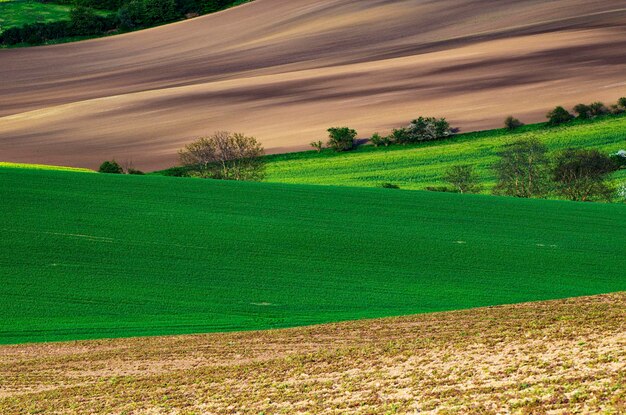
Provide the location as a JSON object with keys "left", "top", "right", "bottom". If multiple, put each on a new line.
{"left": 1, "top": 293, "right": 624, "bottom": 414}
{"left": 262, "top": 115, "right": 626, "bottom": 190}
{"left": 1, "top": 166, "right": 625, "bottom": 344}
{"left": 2, "top": 0, "right": 626, "bottom": 169}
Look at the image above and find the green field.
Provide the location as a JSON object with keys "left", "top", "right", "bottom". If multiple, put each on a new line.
{"left": 263, "top": 116, "right": 626, "bottom": 191}
{"left": 1, "top": 166, "right": 625, "bottom": 344}
{"left": 0, "top": 0, "right": 71, "bottom": 31}
{"left": 0, "top": 161, "right": 94, "bottom": 172}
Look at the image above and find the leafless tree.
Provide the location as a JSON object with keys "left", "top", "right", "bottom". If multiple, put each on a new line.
{"left": 493, "top": 136, "right": 550, "bottom": 198}
{"left": 178, "top": 131, "right": 265, "bottom": 181}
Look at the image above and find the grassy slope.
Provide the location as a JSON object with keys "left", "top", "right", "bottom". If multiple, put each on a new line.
{"left": 264, "top": 116, "right": 626, "bottom": 190}
{"left": 1, "top": 166, "right": 625, "bottom": 344}
{"left": 1, "top": 294, "right": 624, "bottom": 414}
{"left": 0, "top": 0, "right": 71, "bottom": 31}
{"left": 0, "top": 161, "right": 93, "bottom": 172}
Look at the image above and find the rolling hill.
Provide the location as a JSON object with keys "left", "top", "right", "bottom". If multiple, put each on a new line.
{"left": 2, "top": 0, "right": 626, "bottom": 169}
{"left": 262, "top": 116, "right": 626, "bottom": 190}
{"left": 1, "top": 165, "right": 625, "bottom": 344}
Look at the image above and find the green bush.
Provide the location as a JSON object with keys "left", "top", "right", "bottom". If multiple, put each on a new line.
{"left": 546, "top": 106, "right": 573, "bottom": 126}
{"left": 326, "top": 127, "right": 357, "bottom": 152}
{"left": 405, "top": 117, "right": 454, "bottom": 143}
{"left": 118, "top": 0, "right": 147, "bottom": 29}
{"left": 425, "top": 186, "right": 452, "bottom": 192}
{"left": 0, "top": 13, "right": 116, "bottom": 45}
{"left": 0, "top": 21, "right": 70, "bottom": 45}
{"left": 310, "top": 140, "right": 324, "bottom": 153}
{"left": 390, "top": 128, "right": 411, "bottom": 145}
{"left": 573, "top": 104, "right": 592, "bottom": 119}
{"left": 370, "top": 133, "right": 392, "bottom": 147}
{"left": 99, "top": 160, "right": 124, "bottom": 174}
{"left": 69, "top": 6, "right": 103, "bottom": 35}
{"left": 589, "top": 102, "right": 609, "bottom": 117}
{"left": 157, "top": 166, "right": 193, "bottom": 177}
{"left": 381, "top": 183, "right": 399, "bottom": 189}
{"left": 143, "top": 0, "right": 178, "bottom": 25}
{"left": 504, "top": 116, "right": 524, "bottom": 130}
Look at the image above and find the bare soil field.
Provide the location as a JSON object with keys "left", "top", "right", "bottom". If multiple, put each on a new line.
{"left": 2, "top": 0, "right": 626, "bottom": 169}
{"left": 1, "top": 293, "right": 624, "bottom": 414}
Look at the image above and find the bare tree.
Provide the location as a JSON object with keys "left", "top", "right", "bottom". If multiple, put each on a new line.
{"left": 444, "top": 165, "right": 482, "bottom": 194}
{"left": 178, "top": 131, "right": 265, "bottom": 181}
{"left": 493, "top": 137, "right": 550, "bottom": 198}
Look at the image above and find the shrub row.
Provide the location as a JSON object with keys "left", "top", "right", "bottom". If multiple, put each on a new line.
{"left": 313, "top": 117, "right": 456, "bottom": 153}
{"left": 546, "top": 98, "right": 626, "bottom": 126}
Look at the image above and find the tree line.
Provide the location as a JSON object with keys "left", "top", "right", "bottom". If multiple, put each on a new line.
{"left": 0, "top": 0, "right": 246, "bottom": 46}
{"left": 441, "top": 139, "right": 625, "bottom": 202}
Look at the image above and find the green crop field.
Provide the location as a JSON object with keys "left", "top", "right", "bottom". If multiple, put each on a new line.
{"left": 0, "top": 161, "right": 94, "bottom": 172}
{"left": 263, "top": 116, "right": 626, "bottom": 191}
{"left": 0, "top": 0, "right": 71, "bottom": 32}
{"left": 1, "top": 166, "right": 625, "bottom": 344}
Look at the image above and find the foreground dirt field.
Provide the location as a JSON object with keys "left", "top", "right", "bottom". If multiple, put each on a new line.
{"left": 0, "top": 294, "right": 624, "bottom": 414}
{"left": 2, "top": 0, "right": 626, "bottom": 169}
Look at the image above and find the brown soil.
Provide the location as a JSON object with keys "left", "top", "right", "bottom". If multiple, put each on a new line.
{"left": 1, "top": 293, "right": 624, "bottom": 414}
{"left": 1, "top": 0, "right": 626, "bottom": 169}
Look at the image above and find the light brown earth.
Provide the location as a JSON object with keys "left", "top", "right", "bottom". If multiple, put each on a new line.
{"left": 2, "top": 0, "right": 626, "bottom": 169}
{"left": 0, "top": 293, "right": 624, "bottom": 414}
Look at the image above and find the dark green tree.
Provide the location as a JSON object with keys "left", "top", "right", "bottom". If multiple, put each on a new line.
{"left": 389, "top": 128, "right": 411, "bottom": 145}
{"left": 370, "top": 132, "right": 392, "bottom": 147}
{"left": 143, "top": 0, "right": 178, "bottom": 24}
{"left": 589, "top": 102, "right": 608, "bottom": 117}
{"left": 552, "top": 149, "right": 619, "bottom": 201}
{"left": 99, "top": 160, "right": 124, "bottom": 174}
{"left": 326, "top": 127, "right": 357, "bottom": 152}
{"left": 546, "top": 106, "right": 573, "bottom": 126}
{"left": 504, "top": 116, "right": 524, "bottom": 131}
{"left": 117, "top": 0, "right": 147, "bottom": 29}
{"left": 573, "top": 104, "right": 592, "bottom": 119}
{"left": 69, "top": 6, "right": 103, "bottom": 35}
